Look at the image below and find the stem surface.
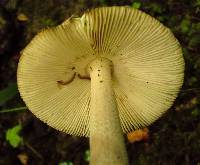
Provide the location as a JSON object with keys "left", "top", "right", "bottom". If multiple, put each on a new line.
{"left": 88, "top": 57, "right": 129, "bottom": 165}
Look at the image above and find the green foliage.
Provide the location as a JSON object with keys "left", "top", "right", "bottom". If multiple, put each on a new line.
{"left": 40, "top": 17, "right": 56, "bottom": 26}
{"left": 99, "top": 0, "right": 107, "bottom": 5}
{"left": 0, "top": 83, "right": 18, "bottom": 106}
{"left": 191, "top": 108, "right": 200, "bottom": 117}
{"left": 157, "top": 16, "right": 165, "bottom": 22}
{"left": 0, "top": 107, "right": 27, "bottom": 113}
{"left": 6, "top": 124, "right": 23, "bottom": 148}
{"left": 195, "top": 0, "right": 200, "bottom": 6}
{"left": 180, "top": 19, "right": 191, "bottom": 34}
{"left": 148, "top": 3, "right": 163, "bottom": 13}
{"left": 132, "top": 2, "right": 141, "bottom": 9}
{"left": 1, "top": 0, "right": 200, "bottom": 164}
{"left": 58, "top": 161, "right": 73, "bottom": 165}
{"left": 5, "top": 0, "right": 17, "bottom": 10}
{"left": 189, "top": 35, "right": 200, "bottom": 48}
{"left": 84, "top": 149, "right": 90, "bottom": 162}
{"left": 0, "top": 16, "right": 6, "bottom": 27}
{"left": 190, "top": 23, "right": 200, "bottom": 35}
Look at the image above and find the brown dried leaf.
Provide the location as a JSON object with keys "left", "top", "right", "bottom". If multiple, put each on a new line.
{"left": 127, "top": 128, "right": 149, "bottom": 143}
{"left": 17, "top": 153, "right": 29, "bottom": 165}
{"left": 17, "top": 13, "right": 29, "bottom": 22}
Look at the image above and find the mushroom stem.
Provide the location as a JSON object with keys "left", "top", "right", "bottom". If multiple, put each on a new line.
{"left": 88, "top": 57, "right": 129, "bottom": 165}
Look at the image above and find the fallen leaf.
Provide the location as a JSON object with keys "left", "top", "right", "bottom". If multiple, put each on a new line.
{"left": 127, "top": 128, "right": 149, "bottom": 143}
{"left": 6, "top": 124, "right": 23, "bottom": 148}
{"left": 17, "top": 13, "right": 29, "bottom": 22}
{"left": 17, "top": 153, "right": 29, "bottom": 165}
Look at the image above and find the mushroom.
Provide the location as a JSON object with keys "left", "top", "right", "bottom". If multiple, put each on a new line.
{"left": 17, "top": 6, "right": 184, "bottom": 165}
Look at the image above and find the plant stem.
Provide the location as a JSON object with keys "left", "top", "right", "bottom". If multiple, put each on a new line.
{"left": 88, "top": 57, "right": 129, "bottom": 165}
{"left": 0, "top": 106, "right": 27, "bottom": 113}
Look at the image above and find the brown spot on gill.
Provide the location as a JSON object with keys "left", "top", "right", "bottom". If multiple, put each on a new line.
{"left": 117, "top": 155, "right": 121, "bottom": 160}
{"left": 57, "top": 73, "right": 76, "bottom": 86}
{"left": 118, "top": 95, "right": 128, "bottom": 103}
{"left": 119, "top": 96, "right": 125, "bottom": 103}
{"left": 78, "top": 74, "right": 91, "bottom": 80}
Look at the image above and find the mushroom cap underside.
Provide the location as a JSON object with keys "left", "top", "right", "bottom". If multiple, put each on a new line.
{"left": 17, "top": 6, "right": 184, "bottom": 137}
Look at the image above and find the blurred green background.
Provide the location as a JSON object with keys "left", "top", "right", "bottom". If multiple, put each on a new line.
{"left": 0, "top": 0, "right": 200, "bottom": 165}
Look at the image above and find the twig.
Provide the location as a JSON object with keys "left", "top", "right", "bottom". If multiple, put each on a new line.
{"left": 25, "top": 142, "right": 44, "bottom": 160}
{"left": 0, "top": 107, "right": 27, "bottom": 113}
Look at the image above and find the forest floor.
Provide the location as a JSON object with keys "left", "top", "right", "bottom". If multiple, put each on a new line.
{"left": 0, "top": 0, "right": 200, "bottom": 165}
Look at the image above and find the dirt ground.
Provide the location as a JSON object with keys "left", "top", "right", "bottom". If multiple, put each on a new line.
{"left": 0, "top": 0, "right": 200, "bottom": 165}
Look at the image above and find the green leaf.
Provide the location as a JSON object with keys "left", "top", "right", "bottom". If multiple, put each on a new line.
{"left": 0, "top": 16, "right": 6, "bottom": 26}
{"left": 149, "top": 3, "right": 162, "bottom": 13}
{"left": 191, "top": 109, "right": 199, "bottom": 117}
{"left": 6, "top": 124, "right": 23, "bottom": 148}
{"left": 40, "top": 18, "right": 56, "bottom": 26}
{"left": 84, "top": 149, "right": 90, "bottom": 162}
{"left": 132, "top": 2, "right": 141, "bottom": 9}
{"left": 99, "top": 0, "right": 107, "bottom": 5}
{"left": 189, "top": 35, "right": 200, "bottom": 47}
{"left": 193, "top": 23, "right": 200, "bottom": 31}
{"left": 0, "top": 83, "right": 18, "bottom": 106}
{"left": 180, "top": 19, "right": 191, "bottom": 34}
{"left": 195, "top": 0, "right": 200, "bottom": 6}
{"left": 0, "top": 107, "right": 27, "bottom": 113}
{"left": 157, "top": 16, "right": 165, "bottom": 22}
{"left": 58, "top": 161, "right": 73, "bottom": 165}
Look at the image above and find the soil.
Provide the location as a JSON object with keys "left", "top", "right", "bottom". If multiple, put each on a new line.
{"left": 0, "top": 0, "right": 200, "bottom": 165}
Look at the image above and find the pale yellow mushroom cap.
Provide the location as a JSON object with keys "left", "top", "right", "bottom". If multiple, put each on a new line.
{"left": 17, "top": 6, "right": 184, "bottom": 137}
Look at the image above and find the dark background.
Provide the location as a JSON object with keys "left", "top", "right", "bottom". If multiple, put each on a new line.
{"left": 0, "top": 0, "right": 200, "bottom": 165}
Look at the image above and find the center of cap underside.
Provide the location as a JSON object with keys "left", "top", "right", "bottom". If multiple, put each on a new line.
{"left": 57, "top": 56, "right": 113, "bottom": 86}
{"left": 87, "top": 57, "right": 113, "bottom": 74}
